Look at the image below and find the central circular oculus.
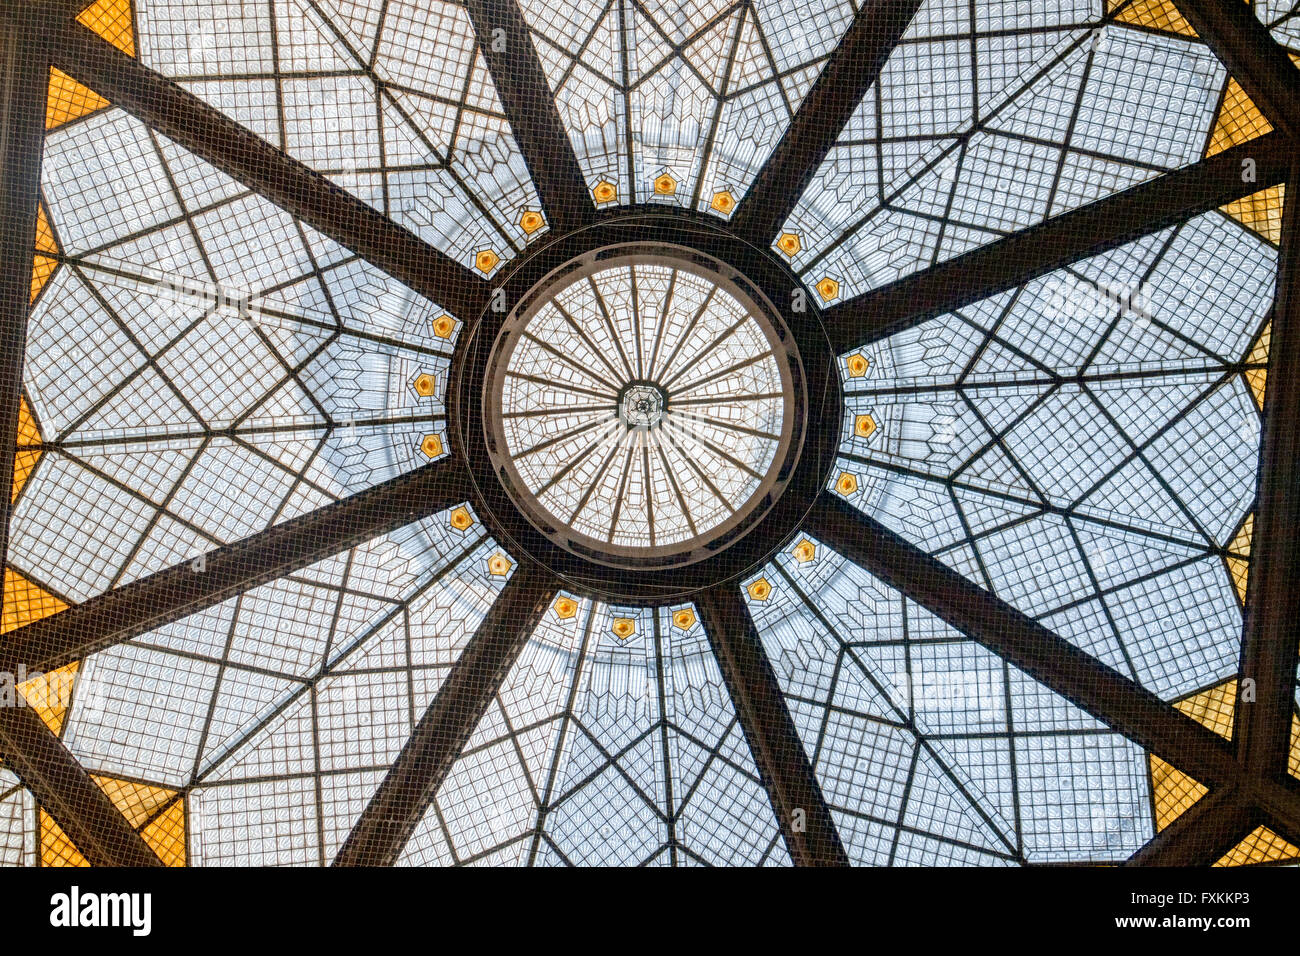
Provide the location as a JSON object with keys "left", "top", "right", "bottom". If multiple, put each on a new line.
{"left": 484, "top": 254, "right": 797, "bottom": 566}
{"left": 619, "top": 382, "right": 667, "bottom": 428}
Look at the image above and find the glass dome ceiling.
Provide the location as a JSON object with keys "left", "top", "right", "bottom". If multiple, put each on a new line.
{"left": 491, "top": 259, "right": 791, "bottom": 559}
{"left": 0, "top": 0, "right": 1298, "bottom": 869}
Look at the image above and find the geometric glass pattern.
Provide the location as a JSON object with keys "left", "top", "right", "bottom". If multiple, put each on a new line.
{"left": 495, "top": 262, "right": 787, "bottom": 554}
{"left": 398, "top": 601, "right": 790, "bottom": 865}
{"left": 4, "top": 0, "right": 1299, "bottom": 871}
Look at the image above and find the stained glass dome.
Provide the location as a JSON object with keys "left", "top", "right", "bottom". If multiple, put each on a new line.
{"left": 0, "top": 0, "right": 1297, "bottom": 870}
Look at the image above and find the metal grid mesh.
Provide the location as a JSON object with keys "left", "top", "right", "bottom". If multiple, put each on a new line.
{"left": 0, "top": 0, "right": 1295, "bottom": 870}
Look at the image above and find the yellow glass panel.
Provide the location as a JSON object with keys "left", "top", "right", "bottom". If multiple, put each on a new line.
{"left": 1150, "top": 677, "right": 1300, "bottom": 854}
{"left": 16, "top": 397, "right": 41, "bottom": 448}
{"left": 45, "top": 0, "right": 135, "bottom": 129}
{"left": 1223, "top": 513, "right": 1253, "bottom": 605}
{"left": 1247, "top": 323, "right": 1271, "bottom": 366}
{"left": 1245, "top": 322, "right": 1270, "bottom": 410}
{"left": 1291, "top": 716, "right": 1299, "bottom": 781}
{"left": 12, "top": 398, "right": 43, "bottom": 500}
{"left": 40, "top": 810, "right": 90, "bottom": 867}
{"left": 3, "top": 568, "right": 68, "bottom": 633}
{"left": 46, "top": 66, "right": 110, "bottom": 130}
{"left": 1215, "top": 825, "right": 1300, "bottom": 866}
{"left": 92, "top": 776, "right": 178, "bottom": 829}
{"left": 1109, "top": 0, "right": 1196, "bottom": 37}
{"left": 1175, "top": 676, "right": 1232, "bottom": 738}
{"left": 29, "top": 254, "right": 58, "bottom": 304}
{"left": 1244, "top": 368, "right": 1267, "bottom": 410}
{"left": 1175, "top": 679, "right": 1236, "bottom": 740}
{"left": 1206, "top": 79, "right": 1272, "bottom": 157}
{"left": 1149, "top": 679, "right": 1236, "bottom": 832}
{"left": 1289, "top": 717, "right": 1300, "bottom": 785}
{"left": 1148, "top": 755, "right": 1208, "bottom": 830}
{"left": 1225, "top": 555, "right": 1249, "bottom": 605}
{"left": 140, "top": 798, "right": 186, "bottom": 867}
{"left": 1222, "top": 184, "right": 1285, "bottom": 245}
{"left": 19, "top": 662, "right": 79, "bottom": 735}
{"left": 34, "top": 203, "right": 57, "bottom": 255}
{"left": 13, "top": 443, "right": 41, "bottom": 493}
{"left": 30, "top": 204, "right": 60, "bottom": 303}
{"left": 36, "top": 777, "right": 185, "bottom": 868}
{"left": 77, "top": 0, "right": 135, "bottom": 56}
{"left": 1205, "top": 52, "right": 1295, "bottom": 243}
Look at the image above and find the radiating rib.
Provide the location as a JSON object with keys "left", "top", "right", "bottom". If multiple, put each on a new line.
{"left": 46, "top": 17, "right": 489, "bottom": 320}
{"left": 805, "top": 492, "right": 1240, "bottom": 789}
{"left": 0, "top": 458, "right": 473, "bottom": 675}
{"left": 1126, "top": 786, "right": 1256, "bottom": 866}
{"left": 729, "top": 0, "right": 925, "bottom": 245}
{"left": 822, "top": 134, "right": 1292, "bottom": 354}
{"left": 333, "top": 560, "right": 558, "bottom": 866}
{"left": 463, "top": 0, "right": 597, "bottom": 232}
{"left": 694, "top": 584, "right": 849, "bottom": 866}
{"left": 0, "top": 702, "right": 163, "bottom": 867}
{"left": 1234, "top": 159, "right": 1300, "bottom": 778}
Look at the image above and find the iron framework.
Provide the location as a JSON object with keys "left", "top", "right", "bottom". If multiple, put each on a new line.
{"left": 0, "top": 0, "right": 1297, "bottom": 866}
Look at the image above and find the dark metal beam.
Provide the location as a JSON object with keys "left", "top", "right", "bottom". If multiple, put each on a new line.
{"left": 1170, "top": 0, "right": 1300, "bottom": 141}
{"left": 333, "top": 561, "right": 557, "bottom": 866}
{"left": 50, "top": 0, "right": 99, "bottom": 18}
{"left": 44, "top": 18, "right": 489, "bottom": 320}
{"left": 822, "top": 132, "right": 1292, "bottom": 354}
{"left": 730, "top": 0, "right": 923, "bottom": 245}
{"left": 0, "top": 458, "right": 473, "bottom": 676}
{"left": 0, "top": 702, "right": 163, "bottom": 866}
{"left": 805, "top": 492, "right": 1242, "bottom": 789}
{"left": 1126, "top": 786, "right": 1256, "bottom": 867}
{"left": 694, "top": 583, "right": 849, "bottom": 866}
{"left": 1126, "top": 774, "right": 1300, "bottom": 866}
{"left": 0, "top": 10, "right": 162, "bottom": 871}
{"left": 1234, "top": 158, "right": 1300, "bottom": 780}
{"left": 463, "top": 0, "right": 595, "bottom": 232}
{"left": 1251, "top": 774, "right": 1300, "bottom": 846}
{"left": 0, "top": 6, "right": 47, "bottom": 603}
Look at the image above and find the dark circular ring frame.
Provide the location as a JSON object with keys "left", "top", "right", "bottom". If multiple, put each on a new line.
{"left": 449, "top": 208, "right": 843, "bottom": 604}
{"left": 482, "top": 247, "right": 799, "bottom": 569}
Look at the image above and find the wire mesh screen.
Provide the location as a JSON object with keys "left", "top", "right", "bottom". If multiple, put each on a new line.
{"left": 0, "top": 0, "right": 1296, "bottom": 871}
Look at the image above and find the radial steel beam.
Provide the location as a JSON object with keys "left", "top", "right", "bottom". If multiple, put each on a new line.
{"left": 805, "top": 492, "right": 1243, "bottom": 789}
{"left": 1125, "top": 775, "right": 1300, "bottom": 866}
{"left": 50, "top": 0, "right": 98, "bottom": 17}
{"left": 694, "top": 583, "right": 849, "bottom": 866}
{"left": 730, "top": 0, "right": 924, "bottom": 246}
{"left": 1235, "top": 158, "right": 1300, "bottom": 779}
{"left": 822, "top": 132, "right": 1291, "bottom": 354}
{"left": 1252, "top": 773, "right": 1300, "bottom": 846}
{"left": 0, "top": 701, "right": 163, "bottom": 866}
{"left": 1170, "top": 0, "right": 1300, "bottom": 141}
{"left": 464, "top": 0, "right": 595, "bottom": 232}
{"left": 0, "top": 11, "right": 164, "bottom": 871}
{"left": 0, "top": 10, "right": 46, "bottom": 597}
{"left": 0, "top": 458, "right": 473, "bottom": 676}
{"left": 44, "top": 18, "right": 489, "bottom": 320}
{"left": 334, "top": 561, "right": 557, "bottom": 866}
{"left": 1126, "top": 786, "right": 1257, "bottom": 867}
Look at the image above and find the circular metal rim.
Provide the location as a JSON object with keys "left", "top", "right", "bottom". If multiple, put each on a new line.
{"left": 482, "top": 248, "right": 801, "bottom": 568}
{"left": 614, "top": 381, "right": 669, "bottom": 425}
{"left": 449, "top": 208, "right": 843, "bottom": 604}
